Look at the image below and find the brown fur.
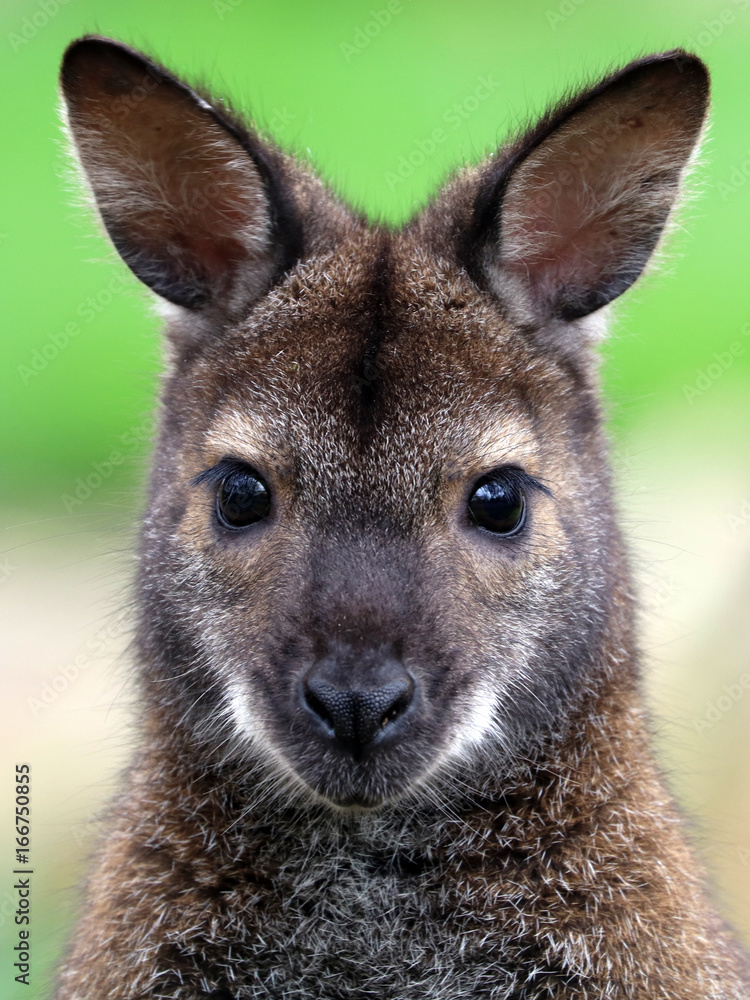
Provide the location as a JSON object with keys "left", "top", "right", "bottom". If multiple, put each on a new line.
{"left": 55, "top": 37, "right": 749, "bottom": 999}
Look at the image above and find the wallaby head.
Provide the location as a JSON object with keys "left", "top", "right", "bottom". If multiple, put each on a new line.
{"left": 55, "top": 38, "right": 750, "bottom": 1000}
{"left": 60, "top": 39, "right": 708, "bottom": 811}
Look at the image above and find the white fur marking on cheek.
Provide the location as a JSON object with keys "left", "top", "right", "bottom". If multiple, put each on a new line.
{"left": 445, "top": 682, "right": 499, "bottom": 763}
{"left": 464, "top": 684, "right": 497, "bottom": 746}
{"left": 227, "top": 679, "right": 256, "bottom": 740}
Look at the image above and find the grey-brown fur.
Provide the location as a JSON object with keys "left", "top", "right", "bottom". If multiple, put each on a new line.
{"left": 55, "top": 37, "right": 750, "bottom": 999}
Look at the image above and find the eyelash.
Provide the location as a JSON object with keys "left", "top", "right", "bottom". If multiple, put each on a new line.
{"left": 191, "top": 461, "right": 553, "bottom": 532}
{"left": 191, "top": 458, "right": 255, "bottom": 489}
{"left": 469, "top": 467, "right": 551, "bottom": 498}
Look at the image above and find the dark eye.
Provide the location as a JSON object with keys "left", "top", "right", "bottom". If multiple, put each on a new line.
{"left": 216, "top": 468, "right": 271, "bottom": 529}
{"left": 468, "top": 475, "right": 526, "bottom": 535}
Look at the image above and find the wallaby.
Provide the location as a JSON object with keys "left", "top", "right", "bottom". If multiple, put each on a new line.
{"left": 56, "top": 36, "right": 749, "bottom": 1000}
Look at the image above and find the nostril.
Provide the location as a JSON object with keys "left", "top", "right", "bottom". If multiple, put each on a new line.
{"left": 375, "top": 682, "right": 413, "bottom": 731}
{"left": 302, "top": 672, "right": 415, "bottom": 750}
{"left": 379, "top": 688, "right": 411, "bottom": 729}
{"left": 303, "top": 685, "right": 335, "bottom": 732}
{"left": 303, "top": 677, "right": 359, "bottom": 742}
{"left": 352, "top": 679, "right": 414, "bottom": 746}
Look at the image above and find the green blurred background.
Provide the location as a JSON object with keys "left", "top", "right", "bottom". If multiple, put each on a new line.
{"left": 1, "top": 0, "right": 749, "bottom": 996}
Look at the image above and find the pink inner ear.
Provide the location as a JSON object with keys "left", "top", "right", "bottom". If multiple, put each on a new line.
{"left": 511, "top": 121, "right": 660, "bottom": 286}
{"left": 148, "top": 166, "right": 258, "bottom": 280}
{"left": 63, "top": 40, "right": 272, "bottom": 307}
{"left": 179, "top": 232, "right": 249, "bottom": 285}
{"left": 496, "top": 62, "right": 707, "bottom": 317}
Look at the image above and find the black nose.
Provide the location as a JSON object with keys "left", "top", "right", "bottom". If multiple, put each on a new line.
{"left": 302, "top": 671, "right": 414, "bottom": 755}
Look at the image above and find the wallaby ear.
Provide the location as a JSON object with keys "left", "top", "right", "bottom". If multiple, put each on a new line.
{"left": 60, "top": 36, "right": 299, "bottom": 315}
{"left": 471, "top": 51, "right": 709, "bottom": 323}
